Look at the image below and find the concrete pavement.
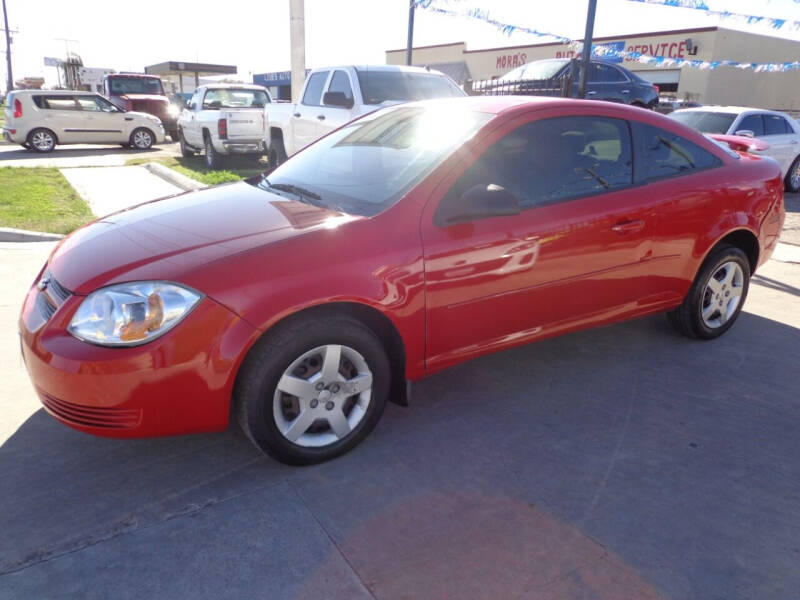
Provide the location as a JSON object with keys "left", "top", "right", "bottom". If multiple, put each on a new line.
{"left": 0, "top": 141, "right": 180, "bottom": 168}
{"left": 60, "top": 166, "right": 183, "bottom": 217}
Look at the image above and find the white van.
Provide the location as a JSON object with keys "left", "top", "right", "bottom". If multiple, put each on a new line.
{"left": 2, "top": 90, "right": 166, "bottom": 152}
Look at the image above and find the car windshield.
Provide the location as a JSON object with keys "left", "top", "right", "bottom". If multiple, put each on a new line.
{"left": 203, "top": 88, "right": 268, "bottom": 108}
{"left": 669, "top": 111, "right": 737, "bottom": 134}
{"left": 109, "top": 77, "right": 164, "bottom": 95}
{"left": 498, "top": 60, "right": 567, "bottom": 82}
{"left": 357, "top": 71, "right": 464, "bottom": 105}
{"left": 255, "top": 105, "right": 493, "bottom": 216}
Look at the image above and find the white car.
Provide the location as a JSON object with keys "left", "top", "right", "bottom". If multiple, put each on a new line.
{"left": 177, "top": 84, "right": 271, "bottom": 169}
{"left": 2, "top": 89, "right": 166, "bottom": 152}
{"left": 670, "top": 106, "right": 800, "bottom": 192}
{"left": 264, "top": 65, "right": 465, "bottom": 168}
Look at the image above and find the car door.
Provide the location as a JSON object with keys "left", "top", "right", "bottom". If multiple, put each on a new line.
{"left": 38, "top": 95, "right": 81, "bottom": 143}
{"left": 74, "top": 95, "right": 127, "bottom": 143}
{"left": 586, "top": 63, "right": 626, "bottom": 103}
{"left": 631, "top": 121, "right": 729, "bottom": 305}
{"left": 291, "top": 70, "right": 329, "bottom": 152}
{"left": 420, "top": 110, "right": 655, "bottom": 371}
{"left": 315, "top": 69, "right": 358, "bottom": 136}
{"left": 762, "top": 113, "right": 796, "bottom": 174}
{"left": 181, "top": 90, "right": 203, "bottom": 146}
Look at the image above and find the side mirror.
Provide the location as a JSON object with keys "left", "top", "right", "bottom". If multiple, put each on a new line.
{"left": 436, "top": 184, "right": 521, "bottom": 226}
{"left": 323, "top": 91, "right": 354, "bottom": 109}
{"left": 735, "top": 129, "right": 755, "bottom": 138}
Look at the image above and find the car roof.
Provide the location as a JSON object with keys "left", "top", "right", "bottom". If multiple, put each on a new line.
{"left": 674, "top": 105, "right": 791, "bottom": 118}
{"left": 199, "top": 83, "right": 267, "bottom": 91}
{"left": 12, "top": 89, "right": 99, "bottom": 96}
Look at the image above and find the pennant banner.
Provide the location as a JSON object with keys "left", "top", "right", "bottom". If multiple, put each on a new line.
{"left": 625, "top": 0, "right": 800, "bottom": 33}
{"left": 415, "top": 0, "right": 800, "bottom": 72}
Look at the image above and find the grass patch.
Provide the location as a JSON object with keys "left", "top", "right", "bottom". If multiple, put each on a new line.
{"left": 126, "top": 155, "right": 266, "bottom": 186}
{"left": 0, "top": 167, "right": 94, "bottom": 234}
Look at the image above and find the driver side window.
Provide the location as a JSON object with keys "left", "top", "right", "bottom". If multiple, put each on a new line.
{"left": 443, "top": 116, "right": 634, "bottom": 213}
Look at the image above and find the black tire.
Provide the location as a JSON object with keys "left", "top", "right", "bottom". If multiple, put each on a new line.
{"left": 784, "top": 155, "right": 800, "bottom": 193}
{"left": 267, "top": 137, "right": 287, "bottom": 170}
{"left": 179, "top": 128, "right": 195, "bottom": 157}
{"left": 205, "top": 134, "right": 223, "bottom": 169}
{"left": 27, "top": 128, "right": 56, "bottom": 153}
{"left": 130, "top": 127, "right": 154, "bottom": 150}
{"left": 169, "top": 129, "right": 180, "bottom": 143}
{"left": 667, "top": 244, "right": 750, "bottom": 340}
{"left": 235, "top": 314, "right": 391, "bottom": 465}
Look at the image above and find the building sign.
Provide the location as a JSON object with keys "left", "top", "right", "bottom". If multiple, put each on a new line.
{"left": 495, "top": 52, "right": 528, "bottom": 70}
{"left": 554, "top": 39, "right": 689, "bottom": 63}
{"left": 43, "top": 57, "right": 62, "bottom": 67}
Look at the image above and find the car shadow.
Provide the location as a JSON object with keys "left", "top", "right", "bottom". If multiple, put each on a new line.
{"left": 1, "top": 312, "right": 799, "bottom": 599}
{"left": 0, "top": 145, "right": 176, "bottom": 161}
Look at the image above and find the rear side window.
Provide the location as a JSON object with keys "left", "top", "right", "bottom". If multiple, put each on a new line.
{"left": 448, "top": 116, "right": 633, "bottom": 209}
{"left": 737, "top": 114, "right": 765, "bottom": 137}
{"left": 34, "top": 96, "right": 77, "bottom": 110}
{"left": 302, "top": 71, "right": 329, "bottom": 106}
{"left": 589, "top": 64, "right": 626, "bottom": 83}
{"left": 764, "top": 114, "right": 791, "bottom": 135}
{"left": 639, "top": 124, "right": 720, "bottom": 180}
{"left": 326, "top": 70, "right": 354, "bottom": 105}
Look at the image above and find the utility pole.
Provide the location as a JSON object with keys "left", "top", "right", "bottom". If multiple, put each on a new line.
{"left": 2, "top": 0, "right": 13, "bottom": 92}
{"left": 406, "top": 0, "right": 415, "bottom": 66}
{"left": 577, "top": 0, "right": 597, "bottom": 100}
{"left": 289, "top": 0, "right": 306, "bottom": 103}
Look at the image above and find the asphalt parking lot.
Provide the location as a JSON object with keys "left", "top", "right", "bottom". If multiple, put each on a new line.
{"left": 0, "top": 197, "right": 798, "bottom": 598}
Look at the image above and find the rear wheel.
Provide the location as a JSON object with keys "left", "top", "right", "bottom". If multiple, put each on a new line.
{"left": 28, "top": 128, "right": 56, "bottom": 153}
{"left": 784, "top": 155, "right": 800, "bottom": 193}
{"left": 236, "top": 314, "right": 390, "bottom": 465}
{"left": 130, "top": 128, "right": 154, "bottom": 150}
{"left": 205, "top": 135, "right": 223, "bottom": 169}
{"left": 267, "top": 137, "right": 287, "bottom": 170}
{"left": 667, "top": 245, "right": 750, "bottom": 339}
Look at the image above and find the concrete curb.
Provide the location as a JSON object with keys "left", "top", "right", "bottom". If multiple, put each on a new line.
{"left": 0, "top": 227, "right": 64, "bottom": 242}
{"left": 143, "top": 162, "right": 205, "bottom": 191}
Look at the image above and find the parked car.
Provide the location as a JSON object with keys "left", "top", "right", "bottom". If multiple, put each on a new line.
{"left": 177, "top": 84, "right": 271, "bottom": 169}
{"left": 264, "top": 65, "right": 465, "bottom": 168}
{"left": 473, "top": 58, "right": 659, "bottom": 108}
{"left": 20, "top": 97, "right": 784, "bottom": 464}
{"left": 670, "top": 106, "right": 800, "bottom": 192}
{"left": 2, "top": 90, "right": 166, "bottom": 152}
{"left": 103, "top": 73, "right": 179, "bottom": 141}
{"left": 655, "top": 97, "right": 701, "bottom": 114}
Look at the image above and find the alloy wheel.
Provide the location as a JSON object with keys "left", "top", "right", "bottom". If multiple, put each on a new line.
{"left": 133, "top": 130, "right": 152, "bottom": 149}
{"left": 700, "top": 261, "right": 744, "bottom": 328}
{"left": 272, "top": 344, "right": 373, "bottom": 448}
{"left": 31, "top": 131, "right": 54, "bottom": 152}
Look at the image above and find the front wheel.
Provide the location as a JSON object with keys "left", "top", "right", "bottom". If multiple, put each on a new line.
{"left": 235, "top": 315, "right": 391, "bottom": 465}
{"left": 267, "top": 138, "right": 287, "bottom": 170}
{"left": 784, "top": 155, "right": 800, "bottom": 193}
{"left": 667, "top": 245, "right": 750, "bottom": 339}
{"left": 130, "top": 128, "right": 154, "bottom": 150}
{"left": 179, "top": 129, "right": 194, "bottom": 157}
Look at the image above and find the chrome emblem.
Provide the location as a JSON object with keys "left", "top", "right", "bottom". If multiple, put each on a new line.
{"left": 37, "top": 275, "right": 51, "bottom": 291}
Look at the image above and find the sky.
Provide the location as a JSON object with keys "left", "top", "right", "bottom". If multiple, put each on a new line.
{"left": 3, "top": 0, "right": 800, "bottom": 88}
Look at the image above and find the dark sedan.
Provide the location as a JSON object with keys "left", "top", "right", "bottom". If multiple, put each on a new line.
{"left": 474, "top": 58, "right": 659, "bottom": 108}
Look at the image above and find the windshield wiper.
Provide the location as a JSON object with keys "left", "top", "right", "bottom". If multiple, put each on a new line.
{"left": 262, "top": 178, "right": 326, "bottom": 206}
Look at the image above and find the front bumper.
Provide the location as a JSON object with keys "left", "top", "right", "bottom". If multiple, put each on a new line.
{"left": 19, "top": 273, "right": 258, "bottom": 438}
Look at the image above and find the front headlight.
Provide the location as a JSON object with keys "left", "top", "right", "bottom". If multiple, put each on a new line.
{"left": 68, "top": 282, "right": 202, "bottom": 346}
{"left": 146, "top": 114, "right": 163, "bottom": 125}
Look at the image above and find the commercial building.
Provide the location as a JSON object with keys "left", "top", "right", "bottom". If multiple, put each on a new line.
{"left": 144, "top": 61, "right": 238, "bottom": 97}
{"left": 386, "top": 27, "right": 800, "bottom": 111}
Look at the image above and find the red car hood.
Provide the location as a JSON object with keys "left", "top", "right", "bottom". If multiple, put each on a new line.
{"left": 48, "top": 181, "right": 358, "bottom": 295}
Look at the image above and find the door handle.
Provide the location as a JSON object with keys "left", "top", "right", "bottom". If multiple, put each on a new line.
{"left": 317, "top": 115, "right": 325, "bottom": 120}
{"left": 293, "top": 112, "right": 301, "bottom": 118}
{"left": 611, "top": 219, "right": 645, "bottom": 234}
{"left": 621, "top": 89, "right": 630, "bottom": 94}
{"left": 586, "top": 91, "right": 597, "bottom": 96}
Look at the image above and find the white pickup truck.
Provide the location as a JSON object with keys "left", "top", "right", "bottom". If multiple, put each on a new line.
{"left": 177, "top": 84, "right": 271, "bottom": 169}
{"left": 264, "top": 65, "right": 464, "bottom": 167}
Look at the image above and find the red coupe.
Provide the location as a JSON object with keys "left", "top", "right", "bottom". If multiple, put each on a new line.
{"left": 20, "top": 97, "right": 785, "bottom": 464}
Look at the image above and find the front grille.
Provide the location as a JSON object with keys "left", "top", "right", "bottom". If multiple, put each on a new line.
{"left": 36, "top": 271, "right": 72, "bottom": 323}
{"left": 40, "top": 392, "right": 142, "bottom": 429}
